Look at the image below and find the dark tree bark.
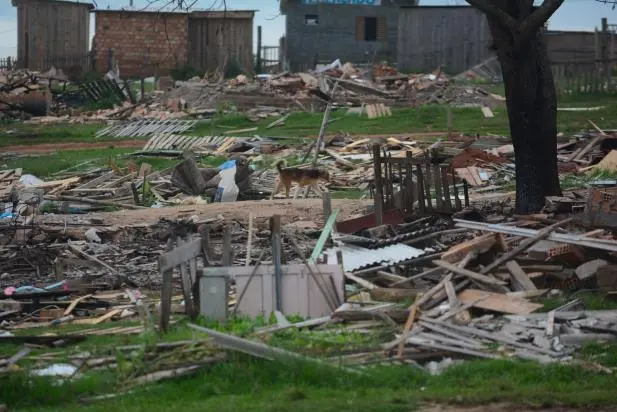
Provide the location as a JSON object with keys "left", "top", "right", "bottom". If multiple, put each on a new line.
{"left": 466, "top": 0, "right": 564, "bottom": 214}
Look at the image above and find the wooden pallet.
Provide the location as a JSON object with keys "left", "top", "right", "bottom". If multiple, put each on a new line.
{"left": 366, "top": 103, "right": 392, "bottom": 119}
{"left": 142, "top": 134, "right": 236, "bottom": 153}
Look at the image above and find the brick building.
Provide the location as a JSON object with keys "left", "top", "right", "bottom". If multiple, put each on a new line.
{"left": 92, "top": 9, "right": 254, "bottom": 78}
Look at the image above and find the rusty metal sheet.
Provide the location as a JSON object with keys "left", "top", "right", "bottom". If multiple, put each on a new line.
{"left": 335, "top": 209, "right": 403, "bottom": 234}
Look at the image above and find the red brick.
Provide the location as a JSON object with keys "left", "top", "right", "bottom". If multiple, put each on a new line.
{"left": 93, "top": 12, "right": 188, "bottom": 77}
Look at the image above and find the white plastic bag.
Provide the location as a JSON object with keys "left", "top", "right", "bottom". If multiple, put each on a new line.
{"left": 214, "top": 160, "right": 239, "bottom": 202}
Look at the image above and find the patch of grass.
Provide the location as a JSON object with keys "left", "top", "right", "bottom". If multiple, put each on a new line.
{"left": 580, "top": 342, "right": 617, "bottom": 367}
{"left": 0, "top": 148, "right": 135, "bottom": 178}
{"left": 0, "top": 148, "right": 224, "bottom": 179}
{"left": 538, "top": 292, "right": 617, "bottom": 312}
{"left": 5, "top": 354, "right": 617, "bottom": 411}
{"left": 3, "top": 315, "right": 617, "bottom": 411}
{"left": 0, "top": 123, "right": 103, "bottom": 147}
{"left": 3, "top": 97, "right": 616, "bottom": 151}
{"left": 331, "top": 189, "right": 365, "bottom": 199}
{"left": 561, "top": 168, "right": 617, "bottom": 190}
{"left": 191, "top": 103, "right": 617, "bottom": 140}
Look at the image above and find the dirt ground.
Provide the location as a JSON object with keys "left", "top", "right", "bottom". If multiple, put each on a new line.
{"left": 1, "top": 132, "right": 449, "bottom": 154}
{"left": 38, "top": 199, "right": 372, "bottom": 227}
{"left": 2, "top": 140, "right": 145, "bottom": 153}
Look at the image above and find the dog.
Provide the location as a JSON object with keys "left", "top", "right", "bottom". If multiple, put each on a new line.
{"left": 271, "top": 160, "right": 330, "bottom": 198}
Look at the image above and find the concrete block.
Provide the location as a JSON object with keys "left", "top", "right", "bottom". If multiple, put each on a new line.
{"left": 575, "top": 259, "right": 608, "bottom": 280}
{"left": 596, "top": 265, "right": 617, "bottom": 291}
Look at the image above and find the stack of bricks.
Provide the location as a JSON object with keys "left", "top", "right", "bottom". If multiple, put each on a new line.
{"left": 93, "top": 11, "right": 189, "bottom": 78}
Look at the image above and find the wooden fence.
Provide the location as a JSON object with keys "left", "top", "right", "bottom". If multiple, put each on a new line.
{"left": 372, "top": 145, "right": 469, "bottom": 224}
{"left": 551, "top": 59, "right": 617, "bottom": 95}
{"left": 0, "top": 57, "right": 16, "bottom": 70}
{"left": 0, "top": 53, "right": 93, "bottom": 74}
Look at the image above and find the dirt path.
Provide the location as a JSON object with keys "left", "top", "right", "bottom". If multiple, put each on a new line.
{"left": 2, "top": 140, "right": 146, "bottom": 153}
{"left": 38, "top": 199, "right": 372, "bottom": 227}
{"left": 1, "top": 132, "right": 453, "bottom": 154}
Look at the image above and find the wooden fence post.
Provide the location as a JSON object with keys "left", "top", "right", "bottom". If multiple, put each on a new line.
{"left": 256, "top": 25, "right": 263, "bottom": 74}
{"left": 270, "top": 215, "right": 282, "bottom": 311}
{"left": 372, "top": 143, "right": 384, "bottom": 226}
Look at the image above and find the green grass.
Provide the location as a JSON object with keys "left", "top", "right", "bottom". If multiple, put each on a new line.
{"left": 4, "top": 352, "right": 617, "bottom": 411}
{"left": 538, "top": 292, "right": 617, "bottom": 312}
{"left": 3, "top": 315, "right": 617, "bottom": 411}
{"left": 4, "top": 92, "right": 617, "bottom": 150}
{"left": 561, "top": 168, "right": 617, "bottom": 190}
{"left": 0, "top": 148, "right": 225, "bottom": 179}
{"left": 178, "top": 101, "right": 617, "bottom": 139}
{"left": 0, "top": 123, "right": 104, "bottom": 147}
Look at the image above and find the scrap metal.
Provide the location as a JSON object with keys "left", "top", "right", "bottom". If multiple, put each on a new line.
{"left": 454, "top": 219, "right": 617, "bottom": 253}
{"left": 323, "top": 243, "right": 426, "bottom": 272}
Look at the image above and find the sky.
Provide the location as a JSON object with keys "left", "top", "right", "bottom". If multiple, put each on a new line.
{"left": 0, "top": 0, "right": 614, "bottom": 58}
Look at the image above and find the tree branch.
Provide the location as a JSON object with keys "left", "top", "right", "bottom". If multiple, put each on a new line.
{"left": 465, "top": 0, "right": 517, "bottom": 32}
{"left": 517, "top": 0, "right": 564, "bottom": 39}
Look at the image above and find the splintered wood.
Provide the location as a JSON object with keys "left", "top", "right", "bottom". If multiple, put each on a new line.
{"left": 0, "top": 168, "right": 22, "bottom": 199}
{"left": 457, "top": 289, "right": 543, "bottom": 315}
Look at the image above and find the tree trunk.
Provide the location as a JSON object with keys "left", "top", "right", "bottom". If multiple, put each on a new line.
{"left": 487, "top": 18, "right": 562, "bottom": 214}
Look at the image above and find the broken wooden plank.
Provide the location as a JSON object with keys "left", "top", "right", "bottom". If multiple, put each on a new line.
{"left": 73, "top": 309, "right": 122, "bottom": 325}
{"left": 63, "top": 294, "right": 94, "bottom": 316}
{"left": 441, "top": 233, "right": 496, "bottom": 264}
{"left": 457, "top": 289, "right": 543, "bottom": 315}
{"left": 481, "top": 106, "right": 494, "bottom": 118}
{"left": 187, "top": 323, "right": 362, "bottom": 373}
{"left": 45, "top": 195, "right": 146, "bottom": 210}
{"left": 322, "top": 148, "right": 359, "bottom": 169}
{"left": 309, "top": 209, "right": 339, "bottom": 263}
{"left": 223, "top": 127, "right": 258, "bottom": 135}
{"left": 546, "top": 310, "right": 556, "bottom": 338}
{"left": 158, "top": 238, "right": 202, "bottom": 272}
{"left": 444, "top": 280, "right": 459, "bottom": 308}
{"left": 505, "top": 261, "right": 538, "bottom": 291}
{"left": 405, "top": 337, "right": 500, "bottom": 360}
{"left": 369, "top": 288, "right": 422, "bottom": 302}
{"left": 421, "top": 317, "right": 560, "bottom": 357}
{"left": 477, "top": 218, "right": 574, "bottom": 274}
{"left": 433, "top": 260, "right": 506, "bottom": 286}
{"left": 344, "top": 272, "right": 377, "bottom": 290}
{"left": 572, "top": 120, "right": 606, "bottom": 161}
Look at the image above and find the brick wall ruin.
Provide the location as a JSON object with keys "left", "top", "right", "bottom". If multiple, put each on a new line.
{"left": 93, "top": 11, "right": 189, "bottom": 78}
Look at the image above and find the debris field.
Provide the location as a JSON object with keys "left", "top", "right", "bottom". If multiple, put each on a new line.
{"left": 2, "top": 59, "right": 617, "bottom": 395}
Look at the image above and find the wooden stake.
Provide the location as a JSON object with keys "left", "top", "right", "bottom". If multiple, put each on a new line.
{"left": 222, "top": 226, "right": 232, "bottom": 266}
{"left": 245, "top": 213, "right": 253, "bottom": 266}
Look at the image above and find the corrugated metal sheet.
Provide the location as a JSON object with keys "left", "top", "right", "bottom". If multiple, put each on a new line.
{"left": 324, "top": 244, "right": 425, "bottom": 272}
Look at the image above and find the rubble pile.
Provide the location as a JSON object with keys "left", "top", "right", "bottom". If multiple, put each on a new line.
{"left": 5, "top": 58, "right": 617, "bottom": 392}
{"left": 0, "top": 58, "right": 507, "bottom": 124}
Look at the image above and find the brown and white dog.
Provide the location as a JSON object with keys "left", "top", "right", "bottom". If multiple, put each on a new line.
{"left": 271, "top": 160, "right": 330, "bottom": 198}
